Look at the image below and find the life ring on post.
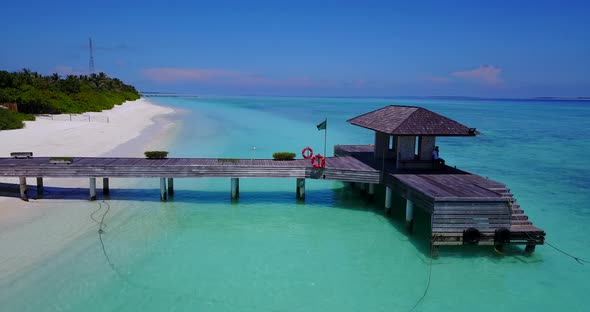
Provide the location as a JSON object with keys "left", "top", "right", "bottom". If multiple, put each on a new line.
{"left": 311, "top": 154, "right": 326, "bottom": 168}
{"left": 302, "top": 147, "right": 314, "bottom": 159}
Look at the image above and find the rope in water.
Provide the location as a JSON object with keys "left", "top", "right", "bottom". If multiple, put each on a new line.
{"left": 89, "top": 200, "right": 290, "bottom": 311}
{"left": 408, "top": 236, "right": 436, "bottom": 312}
{"left": 93, "top": 200, "right": 122, "bottom": 276}
{"left": 545, "top": 242, "right": 589, "bottom": 264}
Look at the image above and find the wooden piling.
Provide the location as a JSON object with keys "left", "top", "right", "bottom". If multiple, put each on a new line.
{"left": 406, "top": 199, "right": 414, "bottom": 233}
{"left": 160, "top": 178, "right": 167, "bottom": 201}
{"left": 103, "top": 178, "right": 110, "bottom": 195}
{"left": 384, "top": 185, "right": 392, "bottom": 213}
{"left": 36, "top": 177, "right": 43, "bottom": 198}
{"left": 525, "top": 244, "right": 536, "bottom": 253}
{"left": 89, "top": 177, "right": 96, "bottom": 201}
{"left": 368, "top": 183, "right": 375, "bottom": 201}
{"left": 231, "top": 178, "right": 239, "bottom": 200}
{"left": 296, "top": 178, "right": 305, "bottom": 200}
{"left": 19, "top": 176, "right": 27, "bottom": 200}
{"left": 167, "top": 178, "right": 174, "bottom": 195}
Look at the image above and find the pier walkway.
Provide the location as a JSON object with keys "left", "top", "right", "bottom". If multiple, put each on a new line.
{"left": 0, "top": 156, "right": 378, "bottom": 182}
{"left": 0, "top": 155, "right": 379, "bottom": 202}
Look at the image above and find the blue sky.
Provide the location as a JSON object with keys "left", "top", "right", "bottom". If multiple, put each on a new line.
{"left": 1, "top": 0, "right": 588, "bottom": 97}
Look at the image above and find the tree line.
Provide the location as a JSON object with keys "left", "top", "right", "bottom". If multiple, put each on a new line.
{"left": 0, "top": 69, "right": 140, "bottom": 130}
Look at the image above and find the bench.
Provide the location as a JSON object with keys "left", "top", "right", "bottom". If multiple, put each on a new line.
{"left": 10, "top": 152, "right": 33, "bottom": 159}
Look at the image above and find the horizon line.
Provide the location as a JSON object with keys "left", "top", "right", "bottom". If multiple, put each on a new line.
{"left": 139, "top": 92, "right": 590, "bottom": 101}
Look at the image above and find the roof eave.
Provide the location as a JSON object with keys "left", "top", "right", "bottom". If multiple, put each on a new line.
{"left": 347, "top": 123, "right": 480, "bottom": 136}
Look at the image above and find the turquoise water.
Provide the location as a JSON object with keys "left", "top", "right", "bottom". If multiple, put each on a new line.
{"left": 1, "top": 97, "right": 589, "bottom": 311}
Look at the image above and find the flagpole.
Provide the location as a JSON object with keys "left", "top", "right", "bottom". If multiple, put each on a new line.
{"left": 324, "top": 117, "right": 327, "bottom": 158}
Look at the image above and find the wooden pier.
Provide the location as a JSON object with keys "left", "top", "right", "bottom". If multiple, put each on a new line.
{"left": 0, "top": 104, "right": 545, "bottom": 252}
{"left": 0, "top": 156, "right": 380, "bottom": 202}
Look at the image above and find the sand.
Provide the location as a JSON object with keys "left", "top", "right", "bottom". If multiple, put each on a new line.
{"left": 0, "top": 98, "right": 174, "bottom": 158}
{"left": 0, "top": 97, "right": 177, "bottom": 213}
{"left": 0, "top": 98, "right": 177, "bottom": 279}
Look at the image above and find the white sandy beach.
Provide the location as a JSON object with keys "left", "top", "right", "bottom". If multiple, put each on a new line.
{"left": 0, "top": 97, "right": 176, "bottom": 196}
{"left": 0, "top": 98, "right": 177, "bottom": 280}
{"left": 0, "top": 98, "right": 174, "bottom": 158}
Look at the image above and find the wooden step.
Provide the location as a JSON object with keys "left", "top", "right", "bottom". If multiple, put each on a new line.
{"left": 511, "top": 220, "right": 533, "bottom": 225}
{"left": 510, "top": 224, "right": 544, "bottom": 233}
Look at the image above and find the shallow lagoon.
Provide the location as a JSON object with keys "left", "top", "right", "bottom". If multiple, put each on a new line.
{"left": 1, "top": 96, "right": 588, "bottom": 311}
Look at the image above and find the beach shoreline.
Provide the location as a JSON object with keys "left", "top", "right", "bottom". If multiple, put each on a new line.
{"left": 0, "top": 97, "right": 178, "bottom": 212}
{"left": 0, "top": 97, "right": 179, "bottom": 282}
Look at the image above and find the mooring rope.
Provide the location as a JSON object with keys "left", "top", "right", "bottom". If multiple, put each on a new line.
{"left": 408, "top": 235, "right": 436, "bottom": 312}
{"left": 524, "top": 229, "right": 590, "bottom": 265}
{"left": 95, "top": 200, "right": 123, "bottom": 277}
{"left": 90, "top": 200, "right": 290, "bottom": 311}
{"left": 545, "top": 242, "right": 589, "bottom": 264}
{"left": 508, "top": 193, "right": 589, "bottom": 265}
{"left": 90, "top": 200, "right": 105, "bottom": 227}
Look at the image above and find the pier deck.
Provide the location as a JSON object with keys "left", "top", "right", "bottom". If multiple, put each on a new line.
{"left": 335, "top": 144, "right": 545, "bottom": 247}
{"left": 0, "top": 155, "right": 380, "bottom": 183}
{"left": 0, "top": 147, "right": 545, "bottom": 249}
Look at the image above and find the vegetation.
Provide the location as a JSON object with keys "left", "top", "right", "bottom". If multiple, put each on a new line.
{"left": 145, "top": 151, "right": 169, "bottom": 159}
{"left": 272, "top": 152, "right": 296, "bottom": 160}
{"left": 0, "top": 109, "right": 35, "bottom": 130}
{"left": 49, "top": 157, "right": 73, "bottom": 164}
{"left": 0, "top": 69, "right": 140, "bottom": 117}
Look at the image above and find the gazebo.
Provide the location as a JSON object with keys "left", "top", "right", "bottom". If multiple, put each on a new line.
{"left": 347, "top": 105, "right": 477, "bottom": 169}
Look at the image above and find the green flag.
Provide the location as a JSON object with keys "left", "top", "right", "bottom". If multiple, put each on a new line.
{"left": 316, "top": 118, "right": 327, "bottom": 130}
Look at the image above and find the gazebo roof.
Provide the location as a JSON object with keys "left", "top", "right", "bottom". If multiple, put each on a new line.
{"left": 347, "top": 105, "right": 478, "bottom": 136}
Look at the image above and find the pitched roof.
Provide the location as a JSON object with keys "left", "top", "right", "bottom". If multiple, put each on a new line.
{"left": 347, "top": 105, "right": 478, "bottom": 136}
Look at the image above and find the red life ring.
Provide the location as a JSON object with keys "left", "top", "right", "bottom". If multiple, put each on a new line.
{"left": 302, "top": 147, "right": 313, "bottom": 159}
{"left": 311, "top": 154, "right": 326, "bottom": 168}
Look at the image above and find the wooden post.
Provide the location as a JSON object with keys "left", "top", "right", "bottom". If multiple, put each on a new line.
{"left": 36, "top": 177, "right": 43, "bottom": 198}
{"left": 360, "top": 183, "right": 366, "bottom": 195}
{"left": 19, "top": 176, "right": 27, "bottom": 200}
{"left": 385, "top": 185, "right": 392, "bottom": 213}
{"left": 368, "top": 183, "right": 375, "bottom": 202}
{"left": 89, "top": 177, "right": 96, "bottom": 201}
{"left": 406, "top": 199, "right": 414, "bottom": 233}
{"left": 167, "top": 178, "right": 174, "bottom": 195}
{"left": 160, "top": 178, "right": 167, "bottom": 201}
{"left": 525, "top": 244, "right": 536, "bottom": 253}
{"left": 231, "top": 178, "right": 239, "bottom": 200}
{"left": 296, "top": 178, "right": 305, "bottom": 200}
{"left": 103, "top": 178, "right": 110, "bottom": 195}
